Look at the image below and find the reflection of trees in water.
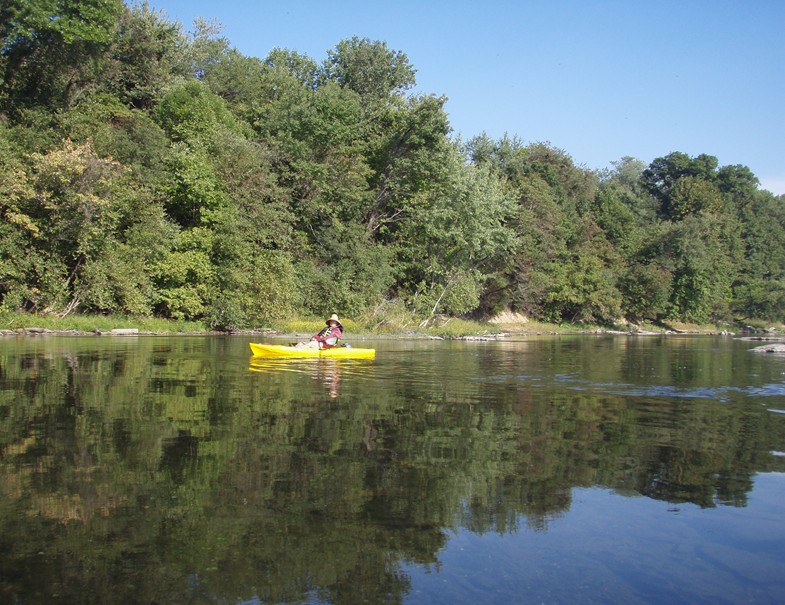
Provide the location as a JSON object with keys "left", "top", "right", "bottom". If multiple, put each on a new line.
{"left": 1, "top": 338, "right": 784, "bottom": 603}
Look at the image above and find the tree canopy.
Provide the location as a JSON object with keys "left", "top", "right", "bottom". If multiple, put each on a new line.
{"left": 1, "top": 1, "right": 783, "bottom": 328}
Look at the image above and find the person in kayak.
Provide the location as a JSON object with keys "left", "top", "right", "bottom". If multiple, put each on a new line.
{"left": 295, "top": 314, "right": 343, "bottom": 349}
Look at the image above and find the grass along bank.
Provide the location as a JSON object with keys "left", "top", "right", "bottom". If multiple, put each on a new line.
{"left": 0, "top": 310, "right": 604, "bottom": 338}
{"left": 0, "top": 312, "right": 207, "bottom": 335}
{"left": 3, "top": 310, "right": 778, "bottom": 339}
{"left": 0, "top": 311, "right": 511, "bottom": 337}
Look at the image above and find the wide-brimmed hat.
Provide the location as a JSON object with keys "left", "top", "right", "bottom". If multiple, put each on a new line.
{"left": 326, "top": 313, "right": 343, "bottom": 329}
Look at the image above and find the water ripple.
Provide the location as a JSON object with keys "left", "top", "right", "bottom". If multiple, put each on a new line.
{"left": 479, "top": 371, "right": 785, "bottom": 402}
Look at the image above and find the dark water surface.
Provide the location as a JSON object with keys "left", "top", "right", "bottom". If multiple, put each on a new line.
{"left": 1, "top": 334, "right": 784, "bottom": 604}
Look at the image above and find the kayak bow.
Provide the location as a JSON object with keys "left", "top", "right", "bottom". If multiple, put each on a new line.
{"left": 249, "top": 342, "right": 375, "bottom": 359}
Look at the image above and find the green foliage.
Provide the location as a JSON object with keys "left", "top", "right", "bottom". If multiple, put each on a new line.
{"left": 364, "top": 94, "right": 452, "bottom": 239}
{"left": 733, "top": 276, "right": 785, "bottom": 321}
{"left": 619, "top": 262, "right": 672, "bottom": 321}
{"left": 397, "top": 146, "right": 518, "bottom": 317}
{"left": 717, "top": 164, "right": 759, "bottom": 200}
{"left": 163, "top": 140, "right": 228, "bottom": 227}
{"left": 668, "top": 176, "right": 724, "bottom": 220}
{"left": 659, "top": 214, "right": 742, "bottom": 323}
{"left": 151, "top": 227, "right": 215, "bottom": 320}
{"left": 470, "top": 136, "right": 625, "bottom": 323}
{"left": 2, "top": 0, "right": 122, "bottom": 45}
{"left": 323, "top": 36, "right": 416, "bottom": 103}
{"left": 208, "top": 248, "right": 298, "bottom": 330}
{"left": 154, "top": 80, "right": 240, "bottom": 141}
{"left": 78, "top": 241, "right": 155, "bottom": 315}
{"left": 0, "top": 129, "right": 35, "bottom": 233}
{"left": 536, "top": 251, "right": 622, "bottom": 324}
{"left": 26, "top": 139, "right": 129, "bottom": 300}
{"left": 0, "top": 132, "right": 64, "bottom": 311}
{"left": 592, "top": 184, "right": 642, "bottom": 255}
{"left": 295, "top": 225, "right": 395, "bottom": 317}
{"left": 207, "top": 129, "right": 293, "bottom": 248}
{"left": 641, "top": 151, "right": 720, "bottom": 220}
{"left": 736, "top": 189, "right": 785, "bottom": 298}
{"left": 0, "top": 0, "right": 124, "bottom": 110}
{"left": 0, "top": 137, "right": 165, "bottom": 315}
{"left": 99, "top": 2, "right": 186, "bottom": 109}
{"left": 424, "top": 270, "right": 483, "bottom": 317}
{"left": 57, "top": 93, "right": 172, "bottom": 185}
{"left": 0, "top": 6, "right": 783, "bottom": 326}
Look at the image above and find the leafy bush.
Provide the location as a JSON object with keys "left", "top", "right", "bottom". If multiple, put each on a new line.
{"left": 208, "top": 249, "right": 298, "bottom": 330}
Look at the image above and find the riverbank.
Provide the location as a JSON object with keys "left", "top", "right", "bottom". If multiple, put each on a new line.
{"left": 1, "top": 311, "right": 782, "bottom": 339}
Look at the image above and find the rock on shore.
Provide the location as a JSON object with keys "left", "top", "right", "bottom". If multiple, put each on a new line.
{"left": 750, "top": 343, "right": 785, "bottom": 353}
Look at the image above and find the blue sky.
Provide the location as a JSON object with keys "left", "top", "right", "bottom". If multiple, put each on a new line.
{"left": 146, "top": 0, "right": 785, "bottom": 194}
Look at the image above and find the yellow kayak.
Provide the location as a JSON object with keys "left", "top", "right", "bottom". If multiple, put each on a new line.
{"left": 249, "top": 342, "right": 376, "bottom": 359}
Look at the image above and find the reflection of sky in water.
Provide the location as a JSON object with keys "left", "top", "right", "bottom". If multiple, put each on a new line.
{"left": 476, "top": 372, "right": 785, "bottom": 403}
{"left": 403, "top": 474, "right": 785, "bottom": 604}
{"left": 569, "top": 382, "right": 785, "bottom": 401}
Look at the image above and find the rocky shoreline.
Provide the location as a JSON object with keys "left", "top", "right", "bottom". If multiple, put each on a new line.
{"left": 0, "top": 327, "right": 252, "bottom": 337}
{"left": 3, "top": 326, "right": 783, "bottom": 340}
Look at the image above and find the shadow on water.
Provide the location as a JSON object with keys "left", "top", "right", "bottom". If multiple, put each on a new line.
{"left": 1, "top": 335, "right": 785, "bottom": 604}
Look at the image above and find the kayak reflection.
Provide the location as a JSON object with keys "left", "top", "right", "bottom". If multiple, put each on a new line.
{"left": 249, "top": 356, "right": 369, "bottom": 398}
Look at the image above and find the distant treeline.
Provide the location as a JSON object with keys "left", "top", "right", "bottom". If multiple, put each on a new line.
{"left": 2, "top": 1, "right": 784, "bottom": 328}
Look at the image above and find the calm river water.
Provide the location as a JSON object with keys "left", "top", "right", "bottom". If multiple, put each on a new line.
{"left": 1, "top": 334, "right": 785, "bottom": 604}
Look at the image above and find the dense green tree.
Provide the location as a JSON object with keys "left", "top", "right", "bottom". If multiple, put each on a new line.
{"left": 618, "top": 261, "right": 673, "bottom": 322}
{"left": 539, "top": 219, "right": 623, "bottom": 323}
{"left": 594, "top": 159, "right": 662, "bottom": 325}
{"left": 638, "top": 151, "right": 780, "bottom": 322}
{"left": 183, "top": 16, "right": 231, "bottom": 80}
{"left": 203, "top": 131, "right": 298, "bottom": 327}
{"left": 322, "top": 36, "right": 416, "bottom": 105}
{"left": 641, "top": 151, "right": 719, "bottom": 221}
{"left": 733, "top": 189, "right": 785, "bottom": 320}
{"left": 468, "top": 136, "right": 623, "bottom": 323}
{"left": 0, "top": 130, "right": 41, "bottom": 311}
{"left": 667, "top": 176, "right": 725, "bottom": 220}
{"left": 294, "top": 225, "right": 395, "bottom": 317}
{"left": 98, "top": 2, "right": 186, "bottom": 109}
{"left": 364, "top": 94, "right": 453, "bottom": 240}
{"left": 151, "top": 226, "right": 214, "bottom": 319}
{"left": 498, "top": 172, "right": 569, "bottom": 319}
{"left": 592, "top": 185, "right": 642, "bottom": 256}
{"left": 269, "top": 81, "right": 369, "bottom": 229}
{"left": 0, "top": 137, "right": 166, "bottom": 315}
{"left": 154, "top": 79, "right": 241, "bottom": 142}
{"left": 716, "top": 163, "right": 759, "bottom": 200}
{"left": 396, "top": 147, "right": 518, "bottom": 317}
{"left": 243, "top": 42, "right": 455, "bottom": 317}
{"left": 0, "top": 0, "right": 124, "bottom": 111}
{"left": 1, "top": 3, "right": 783, "bottom": 326}
{"left": 659, "top": 213, "right": 743, "bottom": 322}
{"left": 250, "top": 48, "right": 320, "bottom": 135}
{"left": 57, "top": 93, "right": 172, "bottom": 185}
{"left": 153, "top": 81, "right": 243, "bottom": 229}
